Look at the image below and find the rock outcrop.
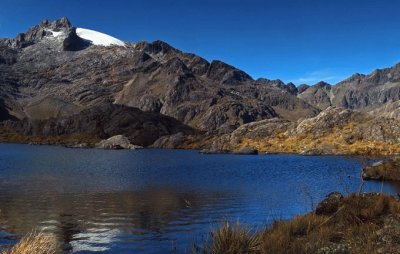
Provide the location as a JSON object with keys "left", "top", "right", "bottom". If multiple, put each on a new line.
{"left": 7, "top": 103, "right": 195, "bottom": 147}
{"left": 315, "top": 192, "right": 344, "bottom": 215}
{"left": 298, "top": 81, "right": 332, "bottom": 110}
{"left": 95, "top": 135, "right": 143, "bottom": 149}
{"left": 362, "top": 158, "right": 400, "bottom": 181}
{"left": 205, "top": 106, "right": 400, "bottom": 155}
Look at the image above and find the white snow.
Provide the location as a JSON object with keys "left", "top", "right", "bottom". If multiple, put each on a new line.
{"left": 76, "top": 28, "right": 125, "bottom": 47}
{"left": 51, "top": 30, "right": 64, "bottom": 37}
{"left": 44, "top": 29, "right": 65, "bottom": 38}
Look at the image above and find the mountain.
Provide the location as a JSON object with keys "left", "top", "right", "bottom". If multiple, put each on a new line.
{"left": 298, "top": 64, "right": 400, "bottom": 110}
{"left": 0, "top": 17, "right": 399, "bottom": 153}
{"left": 0, "top": 18, "right": 318, "bottom": 134}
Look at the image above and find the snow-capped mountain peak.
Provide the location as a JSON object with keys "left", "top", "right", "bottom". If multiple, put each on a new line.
{"left": 76, "top": 28, "right": 126, "bottom": 47}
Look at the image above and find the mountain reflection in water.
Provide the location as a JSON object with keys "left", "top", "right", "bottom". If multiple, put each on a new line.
{"left": 0, "top": 144, "right": 398, "bottom": 253}
{"left": 0, "top": 189, "right": 231, "bottom": 253}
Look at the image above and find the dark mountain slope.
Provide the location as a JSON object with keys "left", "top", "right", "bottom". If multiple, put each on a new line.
{"left": 0, "top": 17, "right": 318, "bottom": 137}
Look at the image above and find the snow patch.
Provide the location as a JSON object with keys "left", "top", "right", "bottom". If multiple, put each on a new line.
{"left": 76, "top": 28, "right": 125, "bottom": 47}
{"left": 50, "top": 30, "right": 64, "bottom": 37}
{"left": 44, "top": 29, "right": 65, "bottom": 38}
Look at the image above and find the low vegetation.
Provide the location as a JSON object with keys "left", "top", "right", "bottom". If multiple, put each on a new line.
{"left": 2, "top": 232, "right": 59, "bottom": 254}
{"left": 231, "top": 123, "right": 400, "bottom": 156}
{"left": 0, "top": 126, "right": 101, "bottom": 147}
{"left": 196, "top": 193, "right": 400, "bottom": 254}
{"left": 193, "top": 222, "right": 262, "bottom": 254}
{"left": 362, "top": 158, "right": 400, "bottom": 181}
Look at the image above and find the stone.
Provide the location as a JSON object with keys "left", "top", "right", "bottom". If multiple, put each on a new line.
{"left": 315, "top": 192, "right": 343, "bottom": 215}
{"left": 95, "top": 135, "right": 142, "bottom": 150}
{"left": 362, "top": 158, "right": 400, "bottom": 181}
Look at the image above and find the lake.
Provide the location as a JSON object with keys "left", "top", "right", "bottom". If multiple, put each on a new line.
{"left": 0, "top": 144, "right": 397, "bottom": 253}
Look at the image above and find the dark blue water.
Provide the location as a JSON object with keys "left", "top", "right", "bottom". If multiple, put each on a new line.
{"left": 0, "top": 144, "right": 397, "bottom": 253}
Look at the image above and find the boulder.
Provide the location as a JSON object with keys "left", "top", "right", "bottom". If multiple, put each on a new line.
{"left": 362, "top": 158, "right": 400, "bottom": 181}
{"left": 151, "top": 132, "right": 185, "bottom": 149}
{"left": 315, "top": 192, "right": 343, "bottom": 215}
{"left": 95, "top": 135, "right": 143, "bottom": 150}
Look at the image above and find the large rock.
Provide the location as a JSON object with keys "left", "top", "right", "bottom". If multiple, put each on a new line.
{"left": 289, "top": 107, "right": 367, "bottom": 136}
{"left": 95, "top": 135, "right": 142, "bottom": 149}
{"left": 362, "top": 158, "right": 400, "bottom": 181}
{"left": 369, "top": 100, "right": 400, "bottom": 121}
{"left": 315, "top": 192, "right": 344, "bottom": 215}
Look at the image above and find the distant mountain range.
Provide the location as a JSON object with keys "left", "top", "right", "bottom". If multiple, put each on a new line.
{"left": 0, "top": 17, "right": 399, "bottom": 154}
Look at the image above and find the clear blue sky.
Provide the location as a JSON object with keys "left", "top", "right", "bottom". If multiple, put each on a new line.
{"left": 1, "top": 0, "right": 400, "bottom": 85}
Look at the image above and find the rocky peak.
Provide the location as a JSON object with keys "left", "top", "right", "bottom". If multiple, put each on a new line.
{"left": 297, "top": 81, "right": 333, "bottom": 110}
{"left": 337, "top": 73, "right": 365, "bottom": 85}
{"left": 140, "top": 40, "right": 178, "bottom": 56}
{"left": 255, "top": 78, "right": 286, "bottom": 87}
{"left": 207, "top": 60, "right": 253, "bottom": 85}
{"left": 297, "top": 84, "right": 310, "bottom": 94}
{"left": 314, "top": 81, "right": 331, "bottom": 89}
{"left": 54, "top": 17, "right": 72, "bottom": 30}
{"left": 1, "top": 17, "right": 73, "bottom": 49}
{"left": 286, "top": 82, "right": 298, "bottom": 95}
{"left": 40, "top": 17, "right": 71, "bottom": 30}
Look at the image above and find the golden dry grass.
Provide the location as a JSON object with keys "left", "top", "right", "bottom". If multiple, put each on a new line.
{"left": 262, "top": 194, "right": 400, "bottom": 254}
{"left": 199, "top": 194, "right": 400, "bottom": 254}
{"left": 2, "top": 231, "right": 59, "bottom": 254}
{"left": 193, "top": 222, "right": 262, "bottom": 254}
{"left": 236, "top": 123, "right": 400, "bottom": 156}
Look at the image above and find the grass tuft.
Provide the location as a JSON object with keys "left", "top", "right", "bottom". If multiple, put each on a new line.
{"left": 2, "top": 231, "right": 59, "bottom": 254}
{"left": 194, "top": 221, "right": 262, "bottom": 254}
{"left": 198, "top": 194, "right": 400, "bottom": 254}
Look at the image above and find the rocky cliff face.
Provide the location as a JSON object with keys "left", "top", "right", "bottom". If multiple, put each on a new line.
{"left": 298, "top": 81, "right": 332, "bottom": 110}
{"left": 5, "top": 103, "right": 195, "bottom": 146}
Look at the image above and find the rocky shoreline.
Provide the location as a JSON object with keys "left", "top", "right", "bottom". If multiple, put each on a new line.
{"left": 1, "top": 122, "right": 399, "bottom": 157}
{"left": 362, "top": 157, "right": 400, "bottom": 181}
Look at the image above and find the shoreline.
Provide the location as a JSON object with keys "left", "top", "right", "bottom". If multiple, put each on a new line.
{"left": 0, "top": 138, "right": 399, "bottom": 159}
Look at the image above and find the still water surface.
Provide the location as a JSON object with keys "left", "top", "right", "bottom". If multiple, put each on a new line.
{"left": 0, "top": 144, "right": 397, "bottom": 253}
